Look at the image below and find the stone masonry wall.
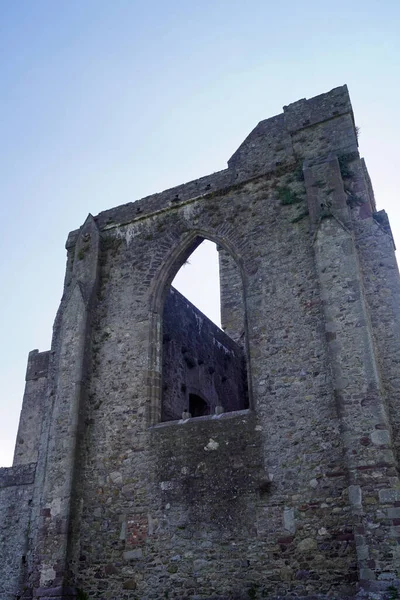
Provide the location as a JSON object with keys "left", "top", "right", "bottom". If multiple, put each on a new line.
{"left": 68, "top": 86, "right": 361, "bottom": 599}
{"left": 5, "top": 85, "right": 400, "bottom": 599}
{"left": 354, "top": 211, "right": 400, "bottom": 462}
{"left": 13, "top": 349, "right": 49, "bottom": 466}
{"left": 218, "top": 247, "right": 246, "bottom": 345}
{"left": 0, "top": 463, "right": 36, "bottom": 600}
{"left": 162, "top": 286, "right": 248, "bottom": 421}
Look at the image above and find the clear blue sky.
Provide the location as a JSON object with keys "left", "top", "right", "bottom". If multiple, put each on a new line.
{"left": 1, "top": 0, "right": 399, "bottom": 466}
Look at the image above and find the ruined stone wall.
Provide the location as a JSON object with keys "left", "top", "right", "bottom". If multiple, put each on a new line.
{"left": 68, "top": 87, "right": 361, "bottom": 599}
{"left": 0, "top": 463, "right": 36, "bottom": 599}
{"left": 162, "top": 286, "right": 248, "bottom": 421}
{"left": 354, "top": 209, "right": 400, "bottom": 472}
{"left": 4, "top": 85, "right": 400, "bottom": 600}
{"left": 13, "top": 350, "right": 49, "bottom": 466}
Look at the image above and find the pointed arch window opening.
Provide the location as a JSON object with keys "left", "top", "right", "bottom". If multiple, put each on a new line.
{"left": 172, "top": 240, "right": 221, "bottom": 328}
{"left": 161, "top": 238, "right": 250, "bottom": 422}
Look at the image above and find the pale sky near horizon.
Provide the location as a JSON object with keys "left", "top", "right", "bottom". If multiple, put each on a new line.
{"left": 1, "top": 0, "right": 399, "bottom": 466}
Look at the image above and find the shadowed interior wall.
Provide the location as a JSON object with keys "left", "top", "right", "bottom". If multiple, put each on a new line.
{"left": 162, "top": 287, "right": 248, "bottom": 421}
{"left": 0, "top": 464, "right": 36, "bottom": 600}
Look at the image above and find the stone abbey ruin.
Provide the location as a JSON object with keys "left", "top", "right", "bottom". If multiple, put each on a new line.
{"left": 2, "top": 85, "right": 400, "bottom": 599}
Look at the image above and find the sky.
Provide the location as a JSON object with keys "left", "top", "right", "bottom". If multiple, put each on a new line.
{"left": 0, "top": 0, "right": 399, "bottom": 466}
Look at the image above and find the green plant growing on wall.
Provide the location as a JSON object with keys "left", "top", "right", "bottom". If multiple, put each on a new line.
{"left": 338, "top": 151, "right": 358, "bottom": 179}
{"left": 77, "top": 243, "right": 90, "bottom": 260}
{"left": 278, "top": 186, "right": 303, "bottom": 206}
{"left": 387, "top": 585, "right": 399, "bottom": 600}
{"left": 247, "top": 583, "right": 259, "bottom": 599}
{"left": 101, "top": 235, "right": 122, "bottom": 257}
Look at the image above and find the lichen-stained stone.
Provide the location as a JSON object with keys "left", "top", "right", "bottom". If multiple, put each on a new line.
{"left": 4, "top": 85, "right": 400, "bottom": 599}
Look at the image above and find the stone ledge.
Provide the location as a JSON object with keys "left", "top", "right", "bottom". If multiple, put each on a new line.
{"left": 150, "top": 408, "right": 251, "bottom": 429}
{"left": 0, "top": 462, "right": 36, "bottom": 488}
{"left": 33, "top": 586, "right": 76, "bottom": 598}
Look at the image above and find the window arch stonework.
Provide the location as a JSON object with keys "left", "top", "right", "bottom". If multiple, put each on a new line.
{"left": 147, "top": 229, "right": 252, "bottom": 426}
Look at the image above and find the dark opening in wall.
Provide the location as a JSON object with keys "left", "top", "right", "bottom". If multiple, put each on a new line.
{"left": 189, "top": 393, "right": 209, "bottom": 418}
{"left": 161, "top": 239, "right": 249, "bottom": 422}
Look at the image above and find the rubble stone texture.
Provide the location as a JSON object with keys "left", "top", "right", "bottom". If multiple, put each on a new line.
{"left": 1, "top": 85, "right": 400, "bottom": 599}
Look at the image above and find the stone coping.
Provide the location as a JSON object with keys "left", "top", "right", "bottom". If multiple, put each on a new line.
{"left": 151, "top": 408, "right": 252, "bottom": 429}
